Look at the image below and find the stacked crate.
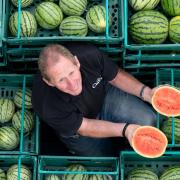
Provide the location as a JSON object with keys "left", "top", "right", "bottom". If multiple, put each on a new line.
{"left": 0, "top": 74, "right": 39, "bottom": 179}
{"left": 1, "top": 0, "right": 180, "bottom": 179}
{"left": 120, "top": 151, "right": 180, "bottom": 180}
{"left": 123, "top": 0, "right": 180, "bottom": 69}
{"left": 1, "top": 0, "right": 123, "bottom": 179}
{"left": 121, "top": 0, "right": 180, "bottom": 179}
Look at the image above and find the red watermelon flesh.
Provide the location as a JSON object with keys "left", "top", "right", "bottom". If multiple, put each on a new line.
{"left": 152, "top": 85, "right": 180, "bottom": 117}
{"left": 132, "top": 126, "right": 168, "bottom": 158}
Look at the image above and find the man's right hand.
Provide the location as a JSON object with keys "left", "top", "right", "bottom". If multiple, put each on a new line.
{"left": 124, "top": 124, "right": 141, "bottom": 146}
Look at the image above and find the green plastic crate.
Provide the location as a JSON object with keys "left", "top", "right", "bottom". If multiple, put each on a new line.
{"left": 5, "top": 0, "right": 123, "bottom": 46}
{"left": 124, "top": 0, "right": 180, "bottom": 51}
{"left": 120, "top": 151, "right": 180, "bottom": 180}
{"left": 0, "top": 74, "right": 39, "bottom": 155}
{"left": 0, "top": 0, "right": 6, "bottom": 66}
{"left": 38, "top": 156, "right": 119, "bottom": 180}
{"left": 0, "top": 155, "right": 37, "bottom": 180}
{"left": 156, "top": 68, "right": 180, "bottom": 147}
{"left": 6, "top": 43, "right": 122, "bottom": 63}
{"left": 123, "top": 49, "right": 180, "bottom": 69}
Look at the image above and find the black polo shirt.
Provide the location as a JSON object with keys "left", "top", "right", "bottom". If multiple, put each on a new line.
{"left": 32, "top": 43, "right": 119, "bottom": 137}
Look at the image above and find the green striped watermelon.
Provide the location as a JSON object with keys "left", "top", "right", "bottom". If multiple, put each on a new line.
{"left": 0, "top": 168, "right": 6, "bottom": 180}
{"left": 14, "top": 88, "right": 32, "bottom": 109}
{"left": 35, "top": 2, "right": 63, "bottom": 29}
{"left": 161, "top": 117, "right": 180, "bottom": 143}
{"left": 127, "top": 168, "right": 158, "bottom": 180}
{"left": 12, "top": 110, "right": 34, "bottom": 134}
{"left": 62, "top": 164, "right": 88, "bottom": 180}
{"left": 128, "top": 0, "right": 160, "bottom": 11}
{"left": 86, "top": 5, "right": 112, "bottom": 33}
{"left": 0, "top": 98, "right": 15, "bottom": 123}
{"left": 9, "top": 10, "right": 37, "bottom": 37}
{"left": 129, "top": 10, "right": 168, "bottom": 44}
{"left": 89, "top": 174, "right": 112, "bottom": 180}
{"left": 161, "top": 0, "right": 180, "bottom": 16}
{"left": 169, "top": 16, "right": 180, "bottom": 43}
{"left": 11, "top": 0, "right": 33, "bottom": 8}
{"left": 59, "top": 16, "right": 88, "bottom": 36}
{"left": 59, "top": 0, "right": 87, "bottom": 16}
{"left": 44, "top": 0, "right": 55, "bottom": 1}
{"left": 45, "top": 174, "right": 61, "bottom": 180}
{"left": 0, "top": 126, "right": 19, "bottom": 150}
{"left": 160, "top": 166, "right": 180, "bottom": 180}
{"left": 7, "top": 164, "right": 32, "bottom": 180}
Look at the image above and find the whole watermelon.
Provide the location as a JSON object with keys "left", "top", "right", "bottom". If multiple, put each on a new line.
{"left": 89, "top": 174, "right": 112, "bottom": 180}
{"left": 161, "top": 0, "right": 180, "bottom": 16}
{"left": 62, "top": 164, "right": 88, "bottom": 180}
{"left": 160, "top": 166, "right": 180, "bottom": 180}
{"left": 45, "top": 174, "right": 61, "bottom": 180}
{"left": 0, "top": 168, "right": 6, "bottom": 180}
{"left": 169, "top": 16, "right": 180, "bottom": 43}
{"left": 11, "top": 0, "right": 33, "bottom": 8}
{"left": 127, "top": 168, "right": 158, "bottom": 180}
{"left": 161, "top": 117, "right": 180, "bottom": 143}
{"left": 35, "top": 2, "right": 63, "bottom": 29}
{"left": 14, "top": 88, "right": 32, "bottom": 109}
{"left": 128, "top": 0, "right": 160, "bottom": 11}
{"left": 59, "top": 0, "right": 87, "bottom": 16}
{"left": 129, "top": 10, "right": 168, "bottom": 44}
{"left": 86, "top": 5, "right": 112, "bottom": 33}
{"left": 59, "top": 16, "right": 88, "bottom": 37}
{"left": 9, "top": 11, "right": 37, "bottom": 37}
{"left": 7, "top": 164, "right": 32, "bottom": 180}
{"left": 0, "top": 126, "right": 19, "bottom": 150}
{"left": 0, "top": 98, "right": 15, "bottom": 123}
{"left": 12, "top": 110, "right": 34, "bottom": 134}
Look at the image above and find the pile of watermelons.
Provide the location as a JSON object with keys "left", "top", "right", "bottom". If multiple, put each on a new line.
{"left": 126, "top": 166, "right": 180, "bottom": 180}
{"left": 45, "top": 164, "right": 112, "bottom": 180}
{"left": 128, "top": 0, "right": 180, "bottom": 44}
{"left": 0, "top": 164, "right": 32, "bottom": 180}
{"left": 0, "top": 88, "right": 34, "bottom": 151}
{"left": 9, "top": 0, "right": 112, "bottom": 37}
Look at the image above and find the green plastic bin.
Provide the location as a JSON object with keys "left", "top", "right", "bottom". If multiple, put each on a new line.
{"left": 120, "top": 151, "right": 180, "bottom": 180}
{"left": 38, "top": 156, "right": 119, "bottom": 180}
{"left": 123, "top": 49, "right": 180, "bottom": 69}
{"left": 5, "top": 0, "right": 123, "bottom": 46}
{"left": 0, "top": 155, "right": 37, "bottom": 180}
{"left": 6, "top": 43, "right": 122, "bottom": 63}
{"left": 0, "top": 74, "right": 39, "bottom": 155}
{"left": 124, "top": 0, "right": 180, "bottom": 51}
{"left": 123, "top": 0, "right": 180, "bottom": 68}
{"left": 156, "top": 68, "right": 180, "bottom": 147}
{"left": 0, "top": 0, "right": 6, "bottom": 66}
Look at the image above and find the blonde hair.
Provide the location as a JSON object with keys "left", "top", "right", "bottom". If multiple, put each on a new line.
{"left": 38, "top": 44, "right": 74, "bottom": 81}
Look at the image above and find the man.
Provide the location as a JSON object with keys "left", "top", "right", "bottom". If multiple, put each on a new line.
{"left": 32, "top": 42, "right": 156, "bottom": 156}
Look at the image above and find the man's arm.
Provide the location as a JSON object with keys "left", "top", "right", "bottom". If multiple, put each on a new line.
{"left": 110, "top": 69, "right": 153, "bottom": 103}
{"left": 77, "top": 117, "right": 140, "bottom": 145}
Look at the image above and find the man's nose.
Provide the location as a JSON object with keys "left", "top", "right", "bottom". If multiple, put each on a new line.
{"left": 67, "top": 78, "right": 74, "bottom": 88}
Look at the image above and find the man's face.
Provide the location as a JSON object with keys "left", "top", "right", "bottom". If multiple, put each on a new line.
{"left": 44, "top": 56, "right": 82, "bottom": 96}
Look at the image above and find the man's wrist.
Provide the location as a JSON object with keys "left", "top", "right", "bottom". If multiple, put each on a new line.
{"left": 139, "top": 85, "right": 147, "bottom": 100}
{"left": 122, "top": 123, "right": 130, "bottom": 137}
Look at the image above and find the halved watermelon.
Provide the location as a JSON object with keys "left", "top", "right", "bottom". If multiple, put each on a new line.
{"left": 132, "top": 126, "right": 168, "bottom": 158}
{"left": 152, "top": 85, "right": 180, "bottom": 117}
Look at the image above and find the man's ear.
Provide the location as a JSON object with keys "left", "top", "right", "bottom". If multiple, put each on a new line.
{"left": 74, "top": 56, "right": 80, "bottom": 68}
{"left": 42, "top": 77, "right": 54, "bottom": 87}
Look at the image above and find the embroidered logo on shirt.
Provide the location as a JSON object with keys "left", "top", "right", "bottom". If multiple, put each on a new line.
{"left": 92, "top": 77, "right": 103, "bottom": 88}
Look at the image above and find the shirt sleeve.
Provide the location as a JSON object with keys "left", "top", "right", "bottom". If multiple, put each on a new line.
{"left": 44, "top": 111, "right": 83, "bottom": 137}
